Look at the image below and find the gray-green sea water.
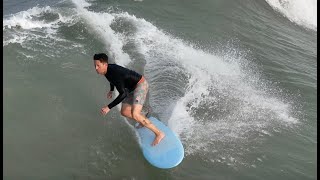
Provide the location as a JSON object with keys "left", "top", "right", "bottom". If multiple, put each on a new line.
{"left": 3, "top": 0, "right": 317, "bottom": 179}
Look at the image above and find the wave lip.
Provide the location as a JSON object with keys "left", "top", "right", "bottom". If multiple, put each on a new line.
{"left": 265, "top": 0, "right": 317, "bottom": 31}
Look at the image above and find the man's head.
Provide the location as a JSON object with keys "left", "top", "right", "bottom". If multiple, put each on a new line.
{"left": 93, "top": 53, "right": 109, "bottom": 75}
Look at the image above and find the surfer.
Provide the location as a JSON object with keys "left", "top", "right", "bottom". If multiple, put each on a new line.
{"left": 93, "top": 53, "right": 165, "bottom": 146}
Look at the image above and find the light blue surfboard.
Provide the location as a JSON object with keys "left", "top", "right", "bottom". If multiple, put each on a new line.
{"left": 136, "top": 117, "right": 184, "bottom": 169}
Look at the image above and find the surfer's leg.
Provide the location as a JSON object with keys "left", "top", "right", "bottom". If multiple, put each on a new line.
{"left": 121, "top": 103, "right": 144, "bottom": 128}
{"left": 120, "top": 103, "right": 133, "bottom": 119}
{"left": 132, "top": 78, "right": 165, "bottom": 145}
{"left": 131, "top": 77, "right": 165, "bottom": 145}
{"left": 120, "top": 89, "right": 136, "bottom": 119}
{"left": 121, "top": 101, "right": 145, "bottom": 128}
{"left": 132, "top": 105, "right": 165, "bottom": 146}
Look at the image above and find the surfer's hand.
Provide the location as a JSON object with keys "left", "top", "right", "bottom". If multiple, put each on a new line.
{"left": 101, "top": 106, "right": 110, "bottom": 115}
{"left": 106, "top": 91, "right": 113, "bottom": 99}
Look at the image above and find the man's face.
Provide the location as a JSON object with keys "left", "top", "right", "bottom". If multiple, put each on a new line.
{"left": 94, "top": 60, "right": 108, "bottom": 75}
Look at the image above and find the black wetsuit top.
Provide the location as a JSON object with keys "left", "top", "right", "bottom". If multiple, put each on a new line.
{"left": 105, "top": 64, "right": 142, "bottom": 109}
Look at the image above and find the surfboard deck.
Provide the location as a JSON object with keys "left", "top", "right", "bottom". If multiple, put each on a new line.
{"left": 135, "top": 117, "right": 184, "bottom": 169}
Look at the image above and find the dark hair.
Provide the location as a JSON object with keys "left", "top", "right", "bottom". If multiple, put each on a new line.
{"left": 93, "top": 53, "right": 108, "bottom": 63}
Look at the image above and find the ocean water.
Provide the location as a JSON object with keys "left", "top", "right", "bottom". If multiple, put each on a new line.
{"left": 3, "top": 0, "right": 317, "bottom": 179}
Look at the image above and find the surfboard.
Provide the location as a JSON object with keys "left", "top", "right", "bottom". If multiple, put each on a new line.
{"left": 135, "top": 116, "right": 184, "bottom": 169}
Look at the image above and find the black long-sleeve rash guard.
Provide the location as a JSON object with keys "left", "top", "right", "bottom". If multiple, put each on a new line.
{"left": 104, "top": 64, "right": 142, "bottom": 109}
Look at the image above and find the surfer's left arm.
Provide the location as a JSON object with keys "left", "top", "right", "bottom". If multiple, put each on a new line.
{"left": 101, "top": 86, "right": 128, "bottom": 115}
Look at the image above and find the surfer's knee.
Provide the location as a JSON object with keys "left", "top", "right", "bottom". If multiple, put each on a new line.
{"left": 121, "top": 109, "right": 131, "bottom": 118}
{"left": 131, "top": 112, "right": 141, "bottom": 120}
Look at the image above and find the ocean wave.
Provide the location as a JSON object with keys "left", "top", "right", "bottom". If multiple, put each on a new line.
{"left": 265, "top": 0, "right": 317, "bottom": 31}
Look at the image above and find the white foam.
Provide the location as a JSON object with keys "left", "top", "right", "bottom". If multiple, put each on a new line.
{"left": 265, "top": 0, "right": 317, "bottom": 31}
{"left": 3, "top": 6, "right": 75, "bottom": 46}
{"left": 71, "top": 0, "right": 131, "bottom": 66}
{"left": 3, "top": 34, "right": 28, "bottom": 46}
{"left": 2, "top": 6, "right": 72, "bottom": 30}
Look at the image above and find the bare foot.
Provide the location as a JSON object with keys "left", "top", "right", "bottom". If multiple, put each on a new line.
{"left": 152, "top": 132, "right": 165, "bottom": 146}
